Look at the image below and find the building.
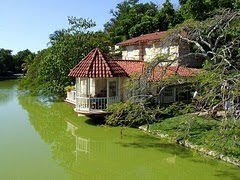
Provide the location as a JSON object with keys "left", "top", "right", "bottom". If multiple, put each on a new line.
{"left": 117, "top": 31, "right": 203, "bottom": 68}
{"left": 66, "top": 32, "right": 200, "bottom": 115}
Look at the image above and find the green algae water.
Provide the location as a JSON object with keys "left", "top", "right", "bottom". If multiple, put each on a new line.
{"left": 0, "top": 80, "right": 239, "bottom": 180}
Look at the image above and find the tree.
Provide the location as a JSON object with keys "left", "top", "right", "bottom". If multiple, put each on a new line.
{"left": 180, "top": 0, "right": 207, "bottom": 20}
{"left": 48, "top": 17, "right": 96, "bottom": 46}
{"left": 105, "top": 0, "right": 182, "bottom": 44}
{"left": 158, "top": 0, "right": 182, "bottom": 29}
{"left": 14, "top": 49, "right": 33, "bottom": 73}
{"left": 174, "top": 9, "right": 240, "bottom": 153}
{"left": 176, "top": 9, "right": 240, "bottom": 119}
{"left": 49, "top": 30, "right": 66, "bottom": 46}
{"left": 19, "top": 50, "right": 47, "bottom": 94}
{"left": 161, "top": 0, "right": 175, "bottom": 25}
{"left": 179, "top": 0, "right": 187, "bottom": 6}
{"left": 38, "top": 33, "right": 110, "bottom": 98}
{"left": 0, "top": 49, "right": 14, "bottom": 75}
{"left": 21, "top": 17, "right": 111, "bottom": 98}
{"left": 235, "top": 0, "right": 240, "bottom": 9}
{"left": 179, "top": 0, "right": 239, "bottom": 21}
{"left": 21, "top": 53, "right": 36, "bottom": 74}
{"left": 209, "top": 0, "right": 235, "bottom": 9}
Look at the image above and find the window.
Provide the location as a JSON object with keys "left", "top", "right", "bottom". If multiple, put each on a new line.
{"left": 163, "top": 88, "right": 175, "bottom": 103}
{"left": 80, "top": 79, "right": 87, "bottom": 96}
{"left": 176, "top": 86, "right": 192, "bottom": 102}
{"left": 164, "top": 88, "right": 173, "bottom": 97}
{"left": 109, "top": 81, "right": 117, "bottom": 97}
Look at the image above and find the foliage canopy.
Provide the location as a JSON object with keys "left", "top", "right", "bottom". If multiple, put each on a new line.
{"left": 20, "top": 17, "right": 111, "bottom": 98}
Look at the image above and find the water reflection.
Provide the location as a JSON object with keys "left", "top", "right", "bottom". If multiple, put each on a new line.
{"left": 67, "top": 121, "right": 114, "bottom": 161}
{"left": 18, "top": 95, "right": 121, "bottom": 179}
{"left": 0, "top": 80, "right": 16, "bottom": 105}
{"left": 67, "top": 122, "right": 90, "bottom": 158}
{"left": 18, "top": 93, "right": 240, "bottom": 180}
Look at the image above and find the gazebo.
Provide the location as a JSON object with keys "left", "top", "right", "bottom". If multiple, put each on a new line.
{"left": 68, "top": 48, "right": 129, "bottom": 114}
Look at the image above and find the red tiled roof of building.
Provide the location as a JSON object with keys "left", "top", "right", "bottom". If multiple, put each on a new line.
{"left": 150, "top": 66, "right": 200, "bottom": 81}
{"left": 114, "top": 60, "right": 199, "bottom": 80}
{"left": 114, "top": 60, "right": 144, "bottom": 76}
{"left": 69, "top": 48, "right": 199, "bottom": 80}
{"left": 117, "top": 31, "right": 168, "bottom": 46}
{"left": 167, "top": 66, "right": 200, "bottom": 77}
{"left": 68, "top": 48, "right": 128, "bottom": 78}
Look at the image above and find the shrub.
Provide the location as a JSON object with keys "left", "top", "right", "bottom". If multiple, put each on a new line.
{"left": 155, "top": 102, "right": 195, "bottom": 119}
{"left": 106, "top": 101, "right": 155, "bottom": 127}
{"left": 64, "top": 86, "right": 75, "bottom": 92}
{"left": 106, "top": 100, "right": 196, "bottom": 127}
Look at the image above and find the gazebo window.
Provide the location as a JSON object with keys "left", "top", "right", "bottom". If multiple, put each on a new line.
{"left": 80, "top": 79, "right": 87, "bottom": 97}
{"left": 109, "top": 81, "right": 117, "bottom": 97}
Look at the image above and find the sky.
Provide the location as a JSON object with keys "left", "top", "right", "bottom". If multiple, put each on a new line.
{"left": 0, "top": 0, "right": 179, "bottom": 54}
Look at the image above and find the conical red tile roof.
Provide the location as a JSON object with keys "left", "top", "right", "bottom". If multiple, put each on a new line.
{"left": 68, "top": 48, "right": 128, "bottom": 78}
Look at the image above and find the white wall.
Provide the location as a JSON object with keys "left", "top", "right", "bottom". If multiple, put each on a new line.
{"left": 121, "top": 42, "right": 179, "bottom": 63}
{"left": 122, "top": 45, "right": 140, "bottom": 60}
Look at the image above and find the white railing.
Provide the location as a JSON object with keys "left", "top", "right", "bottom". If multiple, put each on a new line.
{"left": 76, "top": 96, "right": 120, "bottom": 111}
{"left": 76, "top": 137, "right": 90, "bottom": 154}
{"left": 66, "top": 90, "right": 76, "bottom": 104}
{"left": 66, "top": 122, "right": 78, "bottom": 136}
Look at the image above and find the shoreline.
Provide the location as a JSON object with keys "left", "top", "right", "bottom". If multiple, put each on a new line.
{"left": 139, "top": 125, "right": 240, "bottom": 167}
{"left": 0, "top": 74, "right": 23, "bottom": 81}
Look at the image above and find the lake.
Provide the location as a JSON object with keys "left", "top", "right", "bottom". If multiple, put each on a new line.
{"left": 0, "top": 80, "right": 239, "bottom": 179}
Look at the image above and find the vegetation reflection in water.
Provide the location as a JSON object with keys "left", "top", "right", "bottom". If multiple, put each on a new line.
{"left": 0, "top": 80, "right": 15, "bottom": 105}
{"left": 0, "top": 80, "right": 239, "bottom": 179}
{"left": 18, "top": 99, "right": 240, "bottom": 179}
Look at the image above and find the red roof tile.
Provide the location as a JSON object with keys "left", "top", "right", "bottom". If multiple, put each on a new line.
{"left": 68, "top": 48, "right": 128, "bottom": 78}
{"left": 114, "top": 60, "right": 199, "bottom": 80}
{"left": 117, "top": 31, "right": 168, "bottom": 46}
{"left": 150, "top": 66, "right": 200, "bottom": 81}
{"left": 114, "top": 60, "right": 144, "bottom": 76}
{"left": 69, "top": 48, "right": 199, "bottom": 80}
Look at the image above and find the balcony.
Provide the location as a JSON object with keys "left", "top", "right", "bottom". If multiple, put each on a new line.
{"left": 75, "top": 96, "right": 120, "bottom": 114}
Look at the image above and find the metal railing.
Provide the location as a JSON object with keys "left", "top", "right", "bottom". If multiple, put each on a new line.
{"left": 76, "top": 96, "right": 120, "bottom": 111}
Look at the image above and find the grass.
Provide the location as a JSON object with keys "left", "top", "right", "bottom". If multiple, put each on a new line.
{"left": 150, "top": 114, "right": 240, "bottom": 159}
